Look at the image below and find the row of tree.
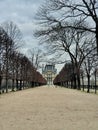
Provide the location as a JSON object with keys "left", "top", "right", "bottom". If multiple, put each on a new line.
{"left": 54, "top": 62, "right": 98, "bottom": 93}
{"left": 0, "top": 22, "right": 46, "bottom": 94}
{"left": 34, "top": 0, "right": 98, "bottom": 92}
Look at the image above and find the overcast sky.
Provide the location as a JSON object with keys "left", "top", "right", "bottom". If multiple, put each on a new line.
{"left": 0, "top": 0, "right": 67, "bottom": 72}
{"left": 0, "top": 0, "right": 44, "bottom": 54}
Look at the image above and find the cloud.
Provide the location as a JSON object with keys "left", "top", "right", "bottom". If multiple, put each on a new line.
{"left": 0, "top": 0, "right": 44, "bottom": 52}
{"left": 0, "top": 0, "right": 41, "bottom": 23}
{"left": 0, "top": 0, "right": 64, "bottom": 73}
{"left": 18, "top": 22, "right": 33, "bottom": 36}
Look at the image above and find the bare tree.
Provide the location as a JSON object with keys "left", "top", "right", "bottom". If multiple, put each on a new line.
{"left": 35, "top": 0, "right": 98, "bottom": 52}
{"left": 35, "top": 18, "right": 96, "bottom": 89}
{"left": 1, "top": 30, "right": 22, "bottom": 92}
{"left": 82, "top": 51, "right": 98, "bottom": 93}
{"left": 2, "top": 21, "right": 23, "bottom": 50}
{"left": 28, "top": 47, "right": 46, "bottom": 70}
{"left": 8, "top": 51, "right": 17, "bottom": 91}
{"left": 94, "top": 67, "right": 98, "bottom": 94}
{"left": 83, "top": 57, "right": 94, "bottom": 93}
{"left": 0, "top": 21, "right": 24, "bottom": 92}
{"left": 0, "top": 27, "right": 5, "bottom": 93}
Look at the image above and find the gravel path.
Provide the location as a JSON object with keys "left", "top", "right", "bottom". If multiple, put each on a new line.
{"left": 0, "top": 86, "right": 98, "bottom": 130}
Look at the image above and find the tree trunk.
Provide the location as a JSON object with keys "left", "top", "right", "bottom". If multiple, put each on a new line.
{"left": 5, "top": 61, "right": 8, "bottom": 93}
{"left": 12, "top": 79, "right": 14, "bottom": 91}
{"left": 73, "top": 75, "right": 77, "bottom": 89}
{"left": 94, "top": 69, "right": 97, "bottom": 94}
{"left": 23, "top": 80, "right": 25, "bottom": 89}
{"left": 0, "top": 76, "right": 2, "bottom": 94}
{"left": 6, "top": 77, "right": 8, "bottom": 93}
{"left": 77, "top": 73, "right": 81, "bottom": 90}
{"left": 82, "top": 76, "right": 84, "bottom": 91}
{"left": 87, "top": 74, "right": 90, "bottom": 93}
{"left": 16, "top": 79, "right": 18, "bottom": 90}
{"left": 71, "top": 80, "right": 73, "bottom": 88}
{"left": 19, "top": 80, "right": 22, "bottom": 90}
{"left": 76, "top": 67, "right": 81, "bottom": 90}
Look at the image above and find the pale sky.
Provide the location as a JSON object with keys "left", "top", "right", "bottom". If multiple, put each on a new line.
{"left": 0, "top": 0, "right": 43, "bottom": 54}
{"left": 0, "top": 0, "right": 71, "bottom": 73}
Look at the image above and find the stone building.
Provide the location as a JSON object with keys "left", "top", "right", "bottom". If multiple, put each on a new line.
{"left": 42, "top": 64, "right": 57, "bottom": 85}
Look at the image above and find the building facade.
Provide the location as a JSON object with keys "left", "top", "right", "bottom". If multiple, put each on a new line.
{"left": 42, "top": 64, "right": 57, "bottom": 85}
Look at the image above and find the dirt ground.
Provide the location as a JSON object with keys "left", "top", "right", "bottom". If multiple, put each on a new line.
{"left": 0, "top": 85, "right": 98, "bottom": 130}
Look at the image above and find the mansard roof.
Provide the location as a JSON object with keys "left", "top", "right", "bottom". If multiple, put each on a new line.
{"left": 42, "top": 64, "right": 57, "bottom": 74}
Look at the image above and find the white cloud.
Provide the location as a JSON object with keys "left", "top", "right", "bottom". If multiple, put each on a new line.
{"left": 0, "top": 0, "right": 43, "bottom": 53}
{"left": 0, "top": 0, "right": 40, "bottom": 22}
{"left": 0, "top": 0, "right": 64, "bottom": 73}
